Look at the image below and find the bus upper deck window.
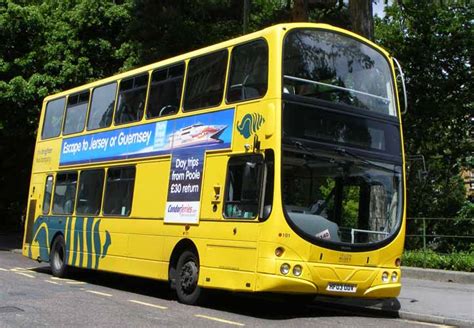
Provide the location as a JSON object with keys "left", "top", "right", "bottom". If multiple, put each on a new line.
{"left": 115, "top": 74, "right": 148, "bottom": 125}
{"left": 42, "top": 97, "right": 65, "bottom": 139}
{"left": 227, "top": 40, "right": 268, "bottom": 103}
{"left": 63, "top": 91, "right": 89, "bottom": 135}
{"left": 147, "top": 63, "right": 184, "bottom": 118}
{"left": 183, "top": 50, "right": 228, "bottom": 111}
{"left": 87, "top": 82, "right": 117, "bottom": 131}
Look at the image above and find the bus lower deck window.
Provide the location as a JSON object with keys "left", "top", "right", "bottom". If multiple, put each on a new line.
{"left": 52, "top": 172, "right": 78, "bottom": 215}
{"left": 103, "top": 167, "right": 136, "bottom": 216}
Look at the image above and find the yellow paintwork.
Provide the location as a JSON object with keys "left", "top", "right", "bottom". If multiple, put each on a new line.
{"left": 23, "top": 23, "right": 406, "bottom": 299}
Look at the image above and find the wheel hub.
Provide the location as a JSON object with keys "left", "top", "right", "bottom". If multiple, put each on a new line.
{"left": 180, "top": 261, "right": 198, "bottom": 293}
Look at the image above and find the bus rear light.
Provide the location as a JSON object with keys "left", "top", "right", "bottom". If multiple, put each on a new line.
{"left": 395, "top": 258, "right": 401, "bottom": 267}
{"left": 275, "top": 247, "right": 285, "bottom": 257}
{"left": 292, "top": 265, "right": 302, "bottom": 276}
{"left": 382, "top": 271, "right": 389, "bottom": 283}
{"left": 280, "top": 263, "right": 290, "bottom": 275}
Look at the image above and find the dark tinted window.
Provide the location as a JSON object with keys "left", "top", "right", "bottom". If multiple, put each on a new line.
{"left": 147, "top": 63, "right": 184, "bottom": 118}
{"left": 76, "top": 169, "right": 104, "bottom": 215}
{"left": 42, "top": 97, "right": 65, "bottom": 139}
{"left": 63, "top": 91, "right": 89, "bottom": 135}
{"left": 103, "top": 167, "right": 135, "bottom": 216}
{"left": 88, "top": 83, "right": 117, "bottom": 130}
{"left": 184, "top": 50, "right": 228, "bottom": 111}
{"left": 227, "top": 40, "right": 268, "bottom": 103}
{"left": 283, "top": 102, "right": 401, "bottom": 156}
{"left": 42, "top": 175, "right": 54, "bottom": 215}
{"left": 52, "top": 172, "right": 78, "bottom": 215}
{"left": 224, "top": 155, "right": 263, "bottom": 219}
{"left": 115, "top": 74, "right": 148, "bottom": 124}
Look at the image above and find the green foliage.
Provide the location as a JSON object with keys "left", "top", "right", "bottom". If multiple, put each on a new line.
{"left": 402, "top": 250, "right": 474, "bottom": 272}
{"left": 375, "top": 2, "right": 473, "bottom": 220}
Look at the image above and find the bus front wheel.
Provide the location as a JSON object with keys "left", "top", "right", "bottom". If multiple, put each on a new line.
{"left": 50, "top": 235, "right": 68, "bottom": 278}
{"left": 176, "top": 250, "right": 204, "bottom": 305}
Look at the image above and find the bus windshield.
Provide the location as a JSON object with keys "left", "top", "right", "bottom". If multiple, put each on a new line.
{"left": 283, "top": 29, "right": 396, "bottom": 116}
{"left": 282, "top": 148, "right": 402, "bottom": 247}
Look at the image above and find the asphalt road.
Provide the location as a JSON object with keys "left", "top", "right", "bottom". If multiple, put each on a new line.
{"left": 0, "top": 251, "right": 450, "bottom": 328}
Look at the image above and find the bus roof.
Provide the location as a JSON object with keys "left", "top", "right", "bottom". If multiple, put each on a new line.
{"left": 43, "top": 23, "right": 391, "bottom": 102}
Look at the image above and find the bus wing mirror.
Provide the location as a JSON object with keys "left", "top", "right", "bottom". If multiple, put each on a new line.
{"left": 393, "top": 57, "right": 408, "bottom": 115}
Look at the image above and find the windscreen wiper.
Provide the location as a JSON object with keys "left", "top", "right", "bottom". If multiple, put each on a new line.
{"left": 335, "top": 147, "right": 399, "bottom": 174}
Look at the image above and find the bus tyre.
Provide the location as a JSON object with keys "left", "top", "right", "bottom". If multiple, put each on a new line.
{"left": 176, "top": 250, "right": 203, "bottom": 305}
{"left": 50, "top": 235, "right": 68, "bottom": 278}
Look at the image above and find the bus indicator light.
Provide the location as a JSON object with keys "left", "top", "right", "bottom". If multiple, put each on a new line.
{"left": 275, "top": 247, "right": 284, "bottom": 257}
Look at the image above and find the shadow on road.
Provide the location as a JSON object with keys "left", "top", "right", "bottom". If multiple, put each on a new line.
{"left": 31, "top": 264, "right": 401, "bottom": 321}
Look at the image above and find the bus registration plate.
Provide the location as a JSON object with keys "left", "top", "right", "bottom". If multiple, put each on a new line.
{"left": 326, "top": 283, "right": 357, "bottom": 293}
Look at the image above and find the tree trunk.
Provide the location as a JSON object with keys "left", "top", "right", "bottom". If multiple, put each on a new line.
{"left": 349, "top": 0, "right": 374, "bottom": 40}
{"left": 292, "top": 0, "right": 309, "bottom": 22}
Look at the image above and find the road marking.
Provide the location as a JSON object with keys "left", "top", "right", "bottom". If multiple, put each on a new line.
{"left": 85, "top": 290, "right": 112, "bottom": 297}
{"left": 45, "top": 280, "right": 60, "bottom": 285}
{"left": 400, "top": 320, "right": 453, "bottom": 327}
{"left": 0, "top": 268, "right": 8, "bottom": 271}
{"left": 15, "top": 272, "right": 35, "bottom": 278}
{"left": 66, "top": 281, "right": 86, "bottom": 285}
{"left": 128, "top": 300, "right": 167, "bottom": 310}
{"left": 195, "top": 314, "right": 245, "bottom": 326}
{"left": 51, "top": 277, "right": 73, "bottom": 281}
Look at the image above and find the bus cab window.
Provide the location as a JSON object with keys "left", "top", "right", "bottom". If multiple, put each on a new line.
{"left": 42, "top": 175, "right": 54, "bottom": 215}
{"left": 115, "top": 74, "right": 148, "bottom": 125}
{"left": 147, "top": 63, "right": 184, "bottom": 118}
{"left": 76, "top": 169, "right": 105, "bottom": 215}
{"left": 42, "top": 97, "right": 65, "bottom": 139}
{"left": 103, "top": 167, "right": 135, "bottom": 216}
{"left": 183, "top": 50, "right": 228, "bottom": 111}
{"left": 63, "top": 91, "right": 89, "bottom": 135}
{"left": 52, "top": 172, "right": 78, "bottom": 215}
{"left": 227, "top": 40, "right": 268, "bottom": 103}
{"left": 224, "top": 155, "right": 263, "bottom": 219}
{"left": 87, "top": 82, "right": 117, "bottom": 130}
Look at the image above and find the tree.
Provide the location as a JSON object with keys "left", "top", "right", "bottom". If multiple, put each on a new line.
{"left": 376, "top": 1, "right": 473, "bottom": 251}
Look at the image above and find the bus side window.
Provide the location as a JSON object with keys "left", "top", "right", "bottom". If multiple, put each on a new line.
{"left": 147, "top": 63, "right": 184, "bottom": 118}
{"left": 63, "top": 90, "right": 90, "bottom": 135}
{"left": 42, "top": 175, "right": 54, "bottom": 215}
{"left": 103, "top": 167, "right": 135, "bottom": 216}
{"left": 87, "top": 82, "right": 117, "bottom": 130}
{"left": 183, "top": 50, "right": 228, "bottom": 111}
{"left": 115, "top": 74, "right": 148, "bottom": 125}
{"left": 52, "top": 172, "right": 78, "bottom": 215}
{"left": 76, "top": 169, "right": 105, "bottom": 216}
{"left": 42, "top": 97, "right": 65, "bottom": 139}
{"left": 261, "top": 150, "right": 274, "bottom": 221}
{"left": 227, "top": 39, "right": 268, "bottom": 103}
{"left": 224, "top": 155, "right": 263, "bottom": 219}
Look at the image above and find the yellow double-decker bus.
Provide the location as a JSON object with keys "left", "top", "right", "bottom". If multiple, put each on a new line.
{"left": 23, "top": 23, "right": 407, "bottom": 304}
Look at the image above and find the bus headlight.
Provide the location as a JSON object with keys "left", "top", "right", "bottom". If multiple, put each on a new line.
{"left": 382, "top": 271, "right": 389, "bottom": 283}
{"left": 280, "top": 263, "right": 290, "bottom": 275}
{"left": 292, "top": 265, "right": 302, "bottom": 276}
{"left": 391, "top": 271, "right": 398, "bottom": 282}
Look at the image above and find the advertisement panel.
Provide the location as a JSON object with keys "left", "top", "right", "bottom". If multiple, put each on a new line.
{"left": 60, "top": 108, "right": 235, "bottom": 223}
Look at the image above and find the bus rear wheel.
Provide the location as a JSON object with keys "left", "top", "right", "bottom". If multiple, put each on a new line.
{"left": 50, "top": 235, "right": 68, "bottom": 278}
{"left": 175, "top": 250, "right": 204, "bottom": 305}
